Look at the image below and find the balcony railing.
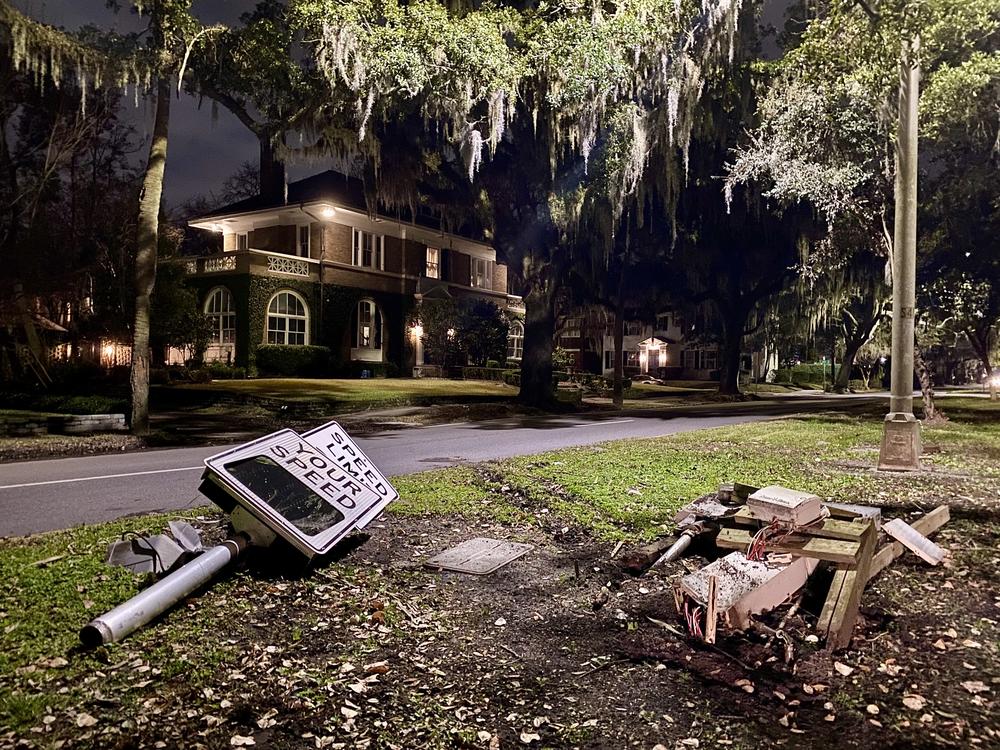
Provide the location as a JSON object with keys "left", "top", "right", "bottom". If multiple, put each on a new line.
{"left": 265, "top": 254, "right": 311, "bottom": 277}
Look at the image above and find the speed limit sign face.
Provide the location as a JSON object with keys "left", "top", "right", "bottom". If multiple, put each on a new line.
{"left": 203, "top": 427, "right": 389, "bottom": 557}
{"left": 302, "top": 421, "right": 398, "bottom": 529}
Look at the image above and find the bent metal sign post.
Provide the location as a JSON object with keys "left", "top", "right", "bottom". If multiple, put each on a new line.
{"left": 203, "top": 423, "right": 397, "bottom": 558}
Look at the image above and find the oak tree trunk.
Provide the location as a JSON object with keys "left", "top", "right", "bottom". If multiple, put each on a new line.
{"left": 717, "top": 306, "right": 747, "bottom": 396}
{"left": 613, "top": 295, "right": 625, "bottom": 408}
{"left": 834, "top": 338, "right": 863, "bottom": 393}
{"left": 519, "top": 281, "right": 556, "bottom": 408}
{"left": 966, "top": 329, "right": 994, "bottom": 380}
{"left": 130, "top": 77, "right": 171, "bottom": 435}
{"left": 913, "top": 344, "right": 940, "bottom": 421}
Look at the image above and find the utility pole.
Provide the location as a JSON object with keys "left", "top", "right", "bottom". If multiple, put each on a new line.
{"left": 878, "top": 34, "right": 922, "bottom": 471}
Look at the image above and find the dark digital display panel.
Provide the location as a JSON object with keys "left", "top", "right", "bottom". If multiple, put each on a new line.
{"left": 224, "top": 455, "right": 345, "bottom": 536}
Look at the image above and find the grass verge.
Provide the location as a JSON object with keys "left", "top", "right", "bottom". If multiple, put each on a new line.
{"left": 2, "top": 399, "right": 998, "bottom": 748}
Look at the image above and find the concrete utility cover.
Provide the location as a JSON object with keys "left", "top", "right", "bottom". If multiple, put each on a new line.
{"left": 425, "top": 538, "right": 533, "bottom": 575}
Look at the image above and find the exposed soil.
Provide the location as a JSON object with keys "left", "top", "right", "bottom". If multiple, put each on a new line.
{"left": 8, "top": 499, "right": 997, "bottom": 750}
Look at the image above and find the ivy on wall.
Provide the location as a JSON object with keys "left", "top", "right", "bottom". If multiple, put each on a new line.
{"left": 186, "top": 272, "right": 417, "bottom": 376}
{"left": 247, "top": 276, "right": 320, "bottom": 374}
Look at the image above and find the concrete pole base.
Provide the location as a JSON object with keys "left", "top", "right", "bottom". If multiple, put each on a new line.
{"left": 877, "top": 412, "right": 922, "bottom": 471}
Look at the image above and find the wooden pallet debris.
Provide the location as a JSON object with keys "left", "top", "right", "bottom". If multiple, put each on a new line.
{"left": 715, "top": 527, "right": 862, "bottom": 565}
{"left": 656, "top": 479, "right": 952, "bottom": 651}
{"left": 816, "top": 519, "right": 877, "bottom": 651}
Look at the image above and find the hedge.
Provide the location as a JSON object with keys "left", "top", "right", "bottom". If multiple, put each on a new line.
{"left": 337, "top": 361, "right": 399, "bottom": 379}
{"left": 774, "top": 363, "right": 831, "bottom": 385}
{"left": 255, "top": 345, "right": 332, "bottom": 377}
{"left": 459, "top": 366, "right": 516, "bottom": 382}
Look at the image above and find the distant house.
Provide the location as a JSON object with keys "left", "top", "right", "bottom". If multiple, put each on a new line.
{"left": 184, "top": 170, "right": 524, "bottom": 375}
{"left": 565, "top": 307, "right": 775, "bottom": 382}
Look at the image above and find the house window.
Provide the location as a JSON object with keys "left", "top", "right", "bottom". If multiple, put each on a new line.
{"left": 352, "top": 229, "right": 384, "bottom": 270}
{"left": 355, "top": 299, "right": 383, "bottom": 350}
{"left": 266, "top": 291, "right": 309, "bottom": 345}
{"left": 471, "top": 257, "right": 492, "bottom": 288}
{"left": 298, "top": 224, "right": 312, "bottom": 258}
{"left": 626, "top": 321, "right": 642, "bottom": 336}
{"left": 205, "top": 287, "right": 235, "bottom": 345}
{"left": 604, "top": 351, "right": 613, "bottom": 371}
{"left": 507, "top": 320, "right": 524, "bottom": 361}
{"left": 704, "top": 350, "right": 718, "bottom": 371}
{"left": 425, "top": 247, "right": 440, "bottom": 279}
{"left": 625, "top": 352, "right": 640, "bottom": 367}
{"left": 236, "top": 233, "right": 249, "bottom": 251}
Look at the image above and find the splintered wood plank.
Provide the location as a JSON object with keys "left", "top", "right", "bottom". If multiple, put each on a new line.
{"left": 882, "top": 518, "right": 947, "bottom": 565}
{"left": 825, "top": 520, "right": 877, "bottom": 651}
{"left": 817, "top": 567, "right": 849, "bottom": 635}
{"left": 869, "top": 505, "right": 950, "bottom": 580}
{"left": 715, "top": 527, "right": 861, "bottom": 564}
{"left": 732, "top": 508, "right": 868, "bottom": 541}
{"left": 825, "top": 502, "right": 882, "bottom": 528}
{"left": 705, "top": 575, "right": 718, "bottom": 645}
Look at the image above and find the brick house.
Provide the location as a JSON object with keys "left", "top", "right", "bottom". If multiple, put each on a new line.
{"left": 184, "top": 171, "right": 524, "bottom": 375}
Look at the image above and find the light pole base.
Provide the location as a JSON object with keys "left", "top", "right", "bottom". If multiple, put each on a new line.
{"left": 877, "top": 412, "right": 922, "bottom": 471}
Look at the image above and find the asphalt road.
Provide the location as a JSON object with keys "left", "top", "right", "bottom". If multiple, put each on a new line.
{"left": 0, "top": 393, "right": 885, "bottom": 536}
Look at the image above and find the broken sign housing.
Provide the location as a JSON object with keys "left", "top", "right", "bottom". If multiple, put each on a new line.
{"left": 747, "top": 485, "right": 824, "bottom": 526}
{"left": 202, "top": 426, "right": 394, "bottom": 559}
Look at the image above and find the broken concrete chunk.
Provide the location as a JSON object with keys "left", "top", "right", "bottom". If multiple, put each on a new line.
{"left": 748, "top": 486, "right": 824, "bottom": 526}
{"left": 678, "top": 551, "right": 817, "bottom": 632}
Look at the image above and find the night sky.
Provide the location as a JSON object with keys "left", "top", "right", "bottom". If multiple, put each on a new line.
{"left": 12, "top": 0, "right": 277, "bottom": 209}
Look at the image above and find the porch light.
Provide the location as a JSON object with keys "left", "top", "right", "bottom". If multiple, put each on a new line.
{"left": 411, "top": 324, "right": 424, "bottom": 338}
{"left": 321, "top": 206, "right": 335, "bottom": 219}
{"left": 447, "top": 328, "right": 456, "bottom": 339}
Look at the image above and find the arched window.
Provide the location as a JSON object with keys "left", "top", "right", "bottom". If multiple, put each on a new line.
{"left": 266, "top": 291, "right": 309, "bottom": 346}
{"left": 203, "top": 287, "right": 236, "bottom": 363}
{"left": 205, "top": 287, "right": 235, "bottom": 345}
{"left": 507, "top": 320, "right": 524, "bottom": 361}
{"left": 355, "top": 299, "right": 383, "bottom": 351}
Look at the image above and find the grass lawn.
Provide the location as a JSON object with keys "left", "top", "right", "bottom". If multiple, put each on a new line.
{"left": 2, "top": 398, "right": 998, "bottom": 748}
{"left": 175, "top": 377, "right": 517, "bottom": 408}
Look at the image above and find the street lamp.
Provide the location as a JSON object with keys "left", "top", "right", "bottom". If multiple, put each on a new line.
{"left": 878, "top": 34, "right": 922, "bottom": 471}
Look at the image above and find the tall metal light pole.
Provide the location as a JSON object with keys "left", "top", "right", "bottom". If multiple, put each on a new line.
{"left": 878, "top": 35, "right": 922, "bottom": 471}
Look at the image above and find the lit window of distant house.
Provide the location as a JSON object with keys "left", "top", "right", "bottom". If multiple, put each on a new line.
{"left": 356, "top": 299, "right": 382, "bottom": 350}
{"left": 236, "top": 233, "right": 249, "bottom": 251}
{"left": 266, "top": 291, "right": 309, "bottom": 345}
{"left": 471, "top": 257, "right": 492, "bottom": 288}
{"left": 626, "top": 352, "right": 640, "bottom": 367}
{"left": 205, "top": 287, "right": 235, "bottom": 345}
{"left": 352, "top": 229, "right": 384, "bottom": 270}
{"left": 425, "top": 247, "right": 440, "bottom": 278}
{"left": 507, "top": 320, "right": 524, "bottom": 360}
{"left": 298, "top": 224, "right": 312, "bottom": 258}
